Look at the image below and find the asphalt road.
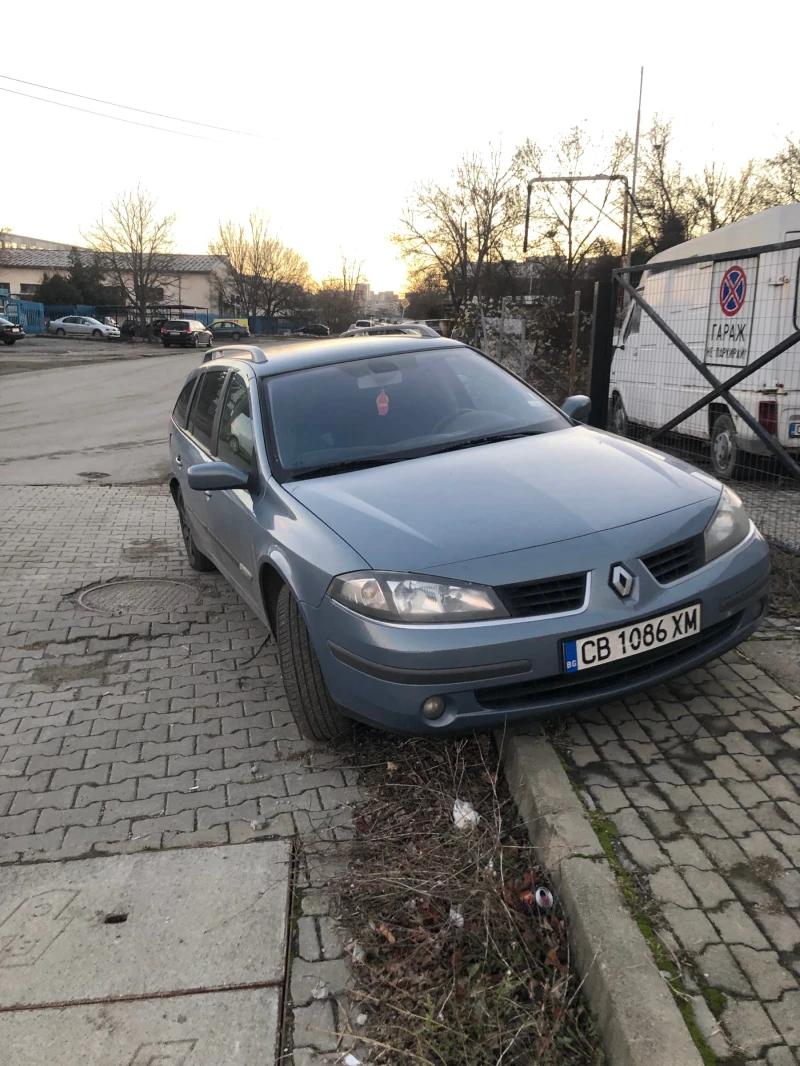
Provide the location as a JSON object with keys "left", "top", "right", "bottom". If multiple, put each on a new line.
{"left": 0, "top": 350, "right": 201, "bottom": 485}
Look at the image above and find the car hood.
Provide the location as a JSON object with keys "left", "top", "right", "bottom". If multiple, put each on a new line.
{"left": 284, "top": 427, "right": 721, "bottom": 571}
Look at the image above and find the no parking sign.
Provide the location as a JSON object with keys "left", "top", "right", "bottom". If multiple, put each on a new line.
{"left": 705, "top": 257, "right": 758, "bottom": 365}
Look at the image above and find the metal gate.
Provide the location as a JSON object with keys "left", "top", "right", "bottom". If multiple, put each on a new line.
{"left": 588, "top": 235, "right": 800, "bottom": 560}
{"left": 1, "top": 299, "right": 45, "bottom": 335}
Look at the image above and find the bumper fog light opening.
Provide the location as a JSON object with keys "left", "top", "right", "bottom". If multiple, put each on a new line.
{"left": 421, "top": 695, "right": 446, "bottom": 720}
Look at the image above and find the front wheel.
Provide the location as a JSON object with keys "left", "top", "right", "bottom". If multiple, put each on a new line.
{"left": 276, "top": 585, "right": 349, "bottom": 741}
{"left": 176, "top": 490, "right": 215, "bottom": 572}
{"left": 207, "top": 335, "right": 213, "bottom": 348}
{"left": 92, "top": 329, "right": 102, "bottom": 338}
{"left": 710, "top": 412, "right": 744, "bottom": 479}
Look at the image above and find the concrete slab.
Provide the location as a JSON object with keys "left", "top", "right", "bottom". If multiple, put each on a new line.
{"left": 0, "top": 842, "right": 290, "bottom": 1008}
{"left": 0, "top": 988, "right": 279, "bottom": 1066}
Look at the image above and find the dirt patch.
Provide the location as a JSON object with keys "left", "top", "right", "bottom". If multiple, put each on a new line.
{"left": 770, "top": 542, "right": 800, "bottom": 620}
{"left": 123, "top": 537, "right": 171, "bottom": 560}
{"left": 330, "top": 732, "right": 604, "bottom": 1066}
{"left": 28, "top": 658, "right": 108, "bottom": 688}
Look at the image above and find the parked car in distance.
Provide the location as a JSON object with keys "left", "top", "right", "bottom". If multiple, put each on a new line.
{"left": 0, "top": 316, "right": 25, "bottom": 345}
{"left": 340, "top": 324, "right": 439, "bottom": 338}
{"left": 292, "top": 324, "right": 330, "bottom": 337}
{"left": 120, "top": 319, "right": 141, "bottom": 338}
{"left": 48, "top": 316, "right": 121, "bottom": 339}
{"left": 347, "top": 320, "right": 372, "bottom": 331}
{"left": 161, "top": 320, "right": 213, "bottom": 348}
{"left": 210, "top": 319, "right": 251, "bottom": 341}
{"left": 168, "top": 337, "right": 770, "bottom": 742}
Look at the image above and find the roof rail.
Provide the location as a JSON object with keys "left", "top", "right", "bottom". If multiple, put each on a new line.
{"left": 204, "top": 345, "right": 268, "bottom": 364}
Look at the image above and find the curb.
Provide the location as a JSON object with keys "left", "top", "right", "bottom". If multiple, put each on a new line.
{"left": 498, "top": 728, "right": 703, "bottom": 1066}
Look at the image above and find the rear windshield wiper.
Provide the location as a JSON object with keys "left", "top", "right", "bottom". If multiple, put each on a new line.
{"left": 417, "top": 430, "right": 543, "bottom": 458}
{"left": 286, "top": 456, "right": 409, "bottom": 481}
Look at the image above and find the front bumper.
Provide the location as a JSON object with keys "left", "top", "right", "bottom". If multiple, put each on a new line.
{"left": 305, "top": 526, "right": 770, "bottom": 734}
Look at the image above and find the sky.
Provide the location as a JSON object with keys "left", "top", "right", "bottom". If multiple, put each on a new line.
{"left": 4, "top": 0, "right": 798, "bottom": 293}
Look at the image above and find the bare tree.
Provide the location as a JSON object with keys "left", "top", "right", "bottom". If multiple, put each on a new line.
{"left": 513, "top": 126, "right": 628, "bottom": 299}
{"left": 689, "top": 160, "right": 771, "bottom": 232}
{"left": 313, "top": 254, "right": 365, "bottom": 332}
{"left": 765, "top": 135, "right": 800, "bottom": 205}
{"left": 210, "top": 212, "right": 312, "bottom": 320}
{"left": 392, "top": 148, "right": 522, "bottom": 311}
{"left": 84, "top": 187, "right": 175, "bottom": 338}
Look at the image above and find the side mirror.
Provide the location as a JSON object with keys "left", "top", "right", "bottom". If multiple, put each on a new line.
{"left": 187, "top": 462, "right": 251, "bottom": 491}
{"left": 562, "top": 395, "right": 592, "bottom": 424}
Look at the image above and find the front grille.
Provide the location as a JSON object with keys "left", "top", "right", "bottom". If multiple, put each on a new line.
{"left": 495, "top": 572, "right": 587, "bottom": 618}
{"left": 475, "top": 614, "right": 739, "bottom": 711}
{"left": 642, "top": 535, "right": 705, "bottom": 584}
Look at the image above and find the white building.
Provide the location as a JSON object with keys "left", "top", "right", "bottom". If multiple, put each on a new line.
{"left": 0, "top": 246, "right": 227, "bottom": 313}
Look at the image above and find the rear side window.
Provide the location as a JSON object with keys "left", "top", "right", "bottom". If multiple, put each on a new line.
{"left": 187, "top": 369, "right": 227, "bottom": 451}
{"left": 172, "top": 377, "right": 197, "bottom": 429}
{"left": 167, "top": 320, "right": 190, "bottom": 329}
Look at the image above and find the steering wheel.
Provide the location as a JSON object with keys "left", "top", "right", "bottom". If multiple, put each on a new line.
{"left": 430, "top": 409, "right": 475, "bottom": 434}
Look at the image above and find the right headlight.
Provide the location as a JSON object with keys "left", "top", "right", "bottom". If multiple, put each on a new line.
{"left": 704, "top": 486, "right": 751, "bottom": 563}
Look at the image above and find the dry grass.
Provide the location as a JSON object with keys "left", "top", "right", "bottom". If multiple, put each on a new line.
{"left": 331, "top": 731, "right": 604, "bottom": 1066}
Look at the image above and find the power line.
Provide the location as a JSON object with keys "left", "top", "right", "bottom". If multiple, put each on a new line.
{"left": 0, "top": 84, "right": 216, "bottom": 141}
{"left": 0, "top": 72, "right": 255, "bottom": 137}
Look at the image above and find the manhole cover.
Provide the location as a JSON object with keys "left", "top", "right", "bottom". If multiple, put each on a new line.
{"left": 77, "top": 471, "right": 110, "bottom": 480}
{"left": 77, "top": 578, "right": 202, "bottom": 616}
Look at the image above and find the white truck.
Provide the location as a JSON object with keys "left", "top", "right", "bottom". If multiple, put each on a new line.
{"left": 610, "top": 204, "right": 800, "bottom": 477}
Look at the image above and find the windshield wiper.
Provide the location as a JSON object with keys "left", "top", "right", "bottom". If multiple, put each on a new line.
{"left": 415, "top": 430, "right": 543, "bottom": 458}
{"left": 286, "top": 456, "right": 409, "bottom": 481}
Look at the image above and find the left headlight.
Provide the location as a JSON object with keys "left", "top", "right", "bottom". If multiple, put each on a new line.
{"left": 328, "top": 571, "right": 509, "bottom": 623}
{"left": 704, "top": 486, "right": 751, "bottom": 563}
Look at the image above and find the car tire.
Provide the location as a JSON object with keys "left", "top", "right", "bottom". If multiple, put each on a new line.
{"left": 231, "top": 332, "right": 242, "bottom": 341}
{"left": 163, "top": 341, "right": 171, "bottom": 348}
{"left": 207, "top": 335, "right": 213, "bottom": 348}
{"left": 610, "top": 393, "right": 629, "bottom": 437}
{"left": 276, "top": 585, "right": 349, "bottom": 741}
{"left": 92, "top": 329, "right": 102, "bottom": 338}
{"left": 228, "top": 434, "right": 240, "bottom": 455}
{"left": 710, "top": 412, "right": 745, "bottom": 479}
{"left": 176, "top": 490, "right": 215, "bottom": 572}
{"left": 2, "top": 338, "right": 14, "bottom": 346}
{"left": 56, "top": 328, "right": 66, "bottom": 337}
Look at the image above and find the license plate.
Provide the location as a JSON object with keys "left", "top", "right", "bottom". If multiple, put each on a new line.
{"left": 790, "top": 422, "right": 800, "bottom": 439}
{"left": 563, "top": 604, "right": 702, "bottom": 673}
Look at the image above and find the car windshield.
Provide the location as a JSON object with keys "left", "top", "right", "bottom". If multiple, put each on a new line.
{"left": 264, "top": 347, "right": 569, "bottom": 480}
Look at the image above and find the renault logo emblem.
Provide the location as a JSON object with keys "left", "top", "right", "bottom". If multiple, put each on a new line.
{"left": 609, "top": 563, "right": 636, "bottom": 599}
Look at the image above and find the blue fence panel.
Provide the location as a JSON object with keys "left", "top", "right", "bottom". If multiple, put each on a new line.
{"left": 5, "top": 300, "right": 45, "bottom": 334}
{"left": 251, "top": 316, "right": 304, "bottom": 335}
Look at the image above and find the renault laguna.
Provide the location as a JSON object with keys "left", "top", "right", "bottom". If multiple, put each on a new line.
{"left": 168, "top": 337, "right": 769, "bottom": 739}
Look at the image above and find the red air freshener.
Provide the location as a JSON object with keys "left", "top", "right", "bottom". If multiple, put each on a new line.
{"left": 376, "top": 390, "right": 389, "bottom": 416}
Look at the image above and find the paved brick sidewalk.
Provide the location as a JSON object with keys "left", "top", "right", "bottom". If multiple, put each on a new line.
{"left": 560, "top": 641, "right": 800, "bottom": 1065}
{"left": 0, "top": 485, "right": 360, "bottom": 1062}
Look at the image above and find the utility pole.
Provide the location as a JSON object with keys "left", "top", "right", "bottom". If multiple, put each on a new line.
{"left": 627, "top": 66, "right": 644, "bottom": 273}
